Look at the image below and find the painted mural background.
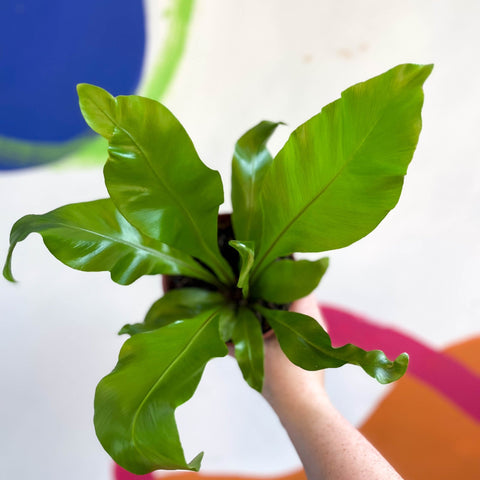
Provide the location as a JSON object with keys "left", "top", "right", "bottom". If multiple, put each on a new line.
{"left": 1, "top": 1, "right": 479, "bottom": 479}
{"left": 0, "top": 0, "right": 193, "bottom": 169}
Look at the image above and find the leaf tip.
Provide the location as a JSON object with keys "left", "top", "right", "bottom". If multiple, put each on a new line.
{"left": 76, "top": 82, "right": 110, "bottom": 99}
{"left": 400, "top": 62, "right": 434, "bottom": 87}
{"left": 117, "top": 324, "right": 131, "bottom": 336}
{"left": 2, "top": 269, "right": 17, "bottom": 283}
{"left": 251, "top": 378, "right": 264, "bottom": 393}
{"left": 378, "top": 351, "right": 409, "bottom": 384}
{"left": 188, "top": 451, "right": 204, "bottom": 471}
{"left": 263, "top": 120, "right": 287, "bottom": 129}
{"left": 76, "top": 82, "right": 99, "bottom": 102}
{"left": 423, "top": 63, "right": 434, "bottom": 73}
{"left": 320, "top": 256, "right": 330, "bottom": 269}
{"left": 76, "top": 82, "right": 88, "bottom": 94}
{"left": 3, "top": 252, "right": 17, "bottom": 283}
{"left": 118, "top": 322, "right": 148, "bottom": 336}
{"left": 418, "top": 63, "right": 434, "bottom": 82}
{"left": 396, "top": 351, "right": 410, "bottom": 369}
{"left": 76, "top": 83, "right": 116, "bottom": 140}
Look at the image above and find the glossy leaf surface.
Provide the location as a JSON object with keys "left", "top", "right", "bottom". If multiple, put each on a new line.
{"left": 231, "top": 121, "right": 282, "bottom": 240}
{"left": 94, "top": 310, "right": 228, "bottom": 473}
{"left": 77, "top": 83, "right": 117, "bottom": 140}
{"left": 252, "top": 64, "right": 433, "bottom": 278}
{"left": 217, "top": 304, "right": 237, "bottom": 343}
{"left": 252, "top": 257, "right": 329, "bottom": 303}
{"left": 77, "top": 84, "right": 233, "bottom": 285}
{"left": 232, "top": 308, "right": 264, "bottom": 392}
{"left": 3, "top": 199, "right": 217, "bottom": 285}
{"left": 259, "top": 307, "right": 408, "bottom": 384}
{"left": 229, "top": 240, "right": 255, "bottom": 298}
{"left": 119, "top": 288, "right": 225, "bottom": 335}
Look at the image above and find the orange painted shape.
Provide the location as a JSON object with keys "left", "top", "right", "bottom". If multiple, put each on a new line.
{"left": 360, "top": 337, "right": 480, "bottom": 480}
{"left": 445, "top": 337, "right": 480, "bottom": 375}
{"left": 153, "top": 470, "right": 307, "bottom": 480}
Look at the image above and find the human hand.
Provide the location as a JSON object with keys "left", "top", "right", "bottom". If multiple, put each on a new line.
{"left": 261, "top": 295, "right": 330, "bottom": 410}
{"left": 258, "top": 296, "right": 405, "bottom": 480}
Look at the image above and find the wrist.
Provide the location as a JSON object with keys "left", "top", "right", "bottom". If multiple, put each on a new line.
{"left": 262, "top": 367, "right": 330, "bottom": 416}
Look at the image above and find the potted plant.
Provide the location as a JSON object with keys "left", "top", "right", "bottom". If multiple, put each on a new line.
{"left": 3, "top": 63, "right": 432, "bottom": 474}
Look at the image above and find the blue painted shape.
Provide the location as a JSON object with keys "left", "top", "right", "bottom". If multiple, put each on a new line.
{"left": 0, "top": 0, "right": 145, "bottom": 168}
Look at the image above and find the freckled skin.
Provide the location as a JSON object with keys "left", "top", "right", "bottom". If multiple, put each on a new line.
{"left": 262, "top": 295, "right": 404, "bottom": 480}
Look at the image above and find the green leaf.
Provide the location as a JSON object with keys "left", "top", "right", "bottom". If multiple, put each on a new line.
{"left": 252, "top": 64, "right": 433, "bottom": 279}
{"left": 77, "top": 83, "right": 117, "bottom": 140}
{"left": 231, "top": 121, "right": 282, "bottom": 240}
{"left": 232, "top": 308, "right": 264, "bottom": 392}
{"left": 118, "top": 323, "right": 149, "bottom": 336}
{"left": 76, "top": 85, "right": 234, "bottom": 285}
{"left": 258, "top": 307, "right": 408, "bottom": 384}
{"left": 229, "top": 240, "right": 255, "bottom": 298}
{"left": 252, "top": 257, "right": 329, "bottom": 303}
{"left": 119, "top": 288, "right": 226, "bottom": 335}
{"left": 104, "top": 94, "right": 234, "bottom": 285}
{"left": 3, "top": 199, "right": 218, "bottom": 286}
{"left": 94, "top": 309, "right": 228, "bottom": 474}
{"left": 217, "top": 303, "right": 237, "bottom": 343}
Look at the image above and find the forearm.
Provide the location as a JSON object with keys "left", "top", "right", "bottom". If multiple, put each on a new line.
{"left": 265, "top": 381, "right": 404, "bottom": 480}
{"left": 262, "top": 296, "right": 403, "bottom": 480}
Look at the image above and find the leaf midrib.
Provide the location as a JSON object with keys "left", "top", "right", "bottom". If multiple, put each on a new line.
{"left": 269, "top": 313, "right": 345, "bottom": 365}
{"left": 108, "top": 109, "right": 231, "bottom": 283}
{"left": 32, "top": 218, "right": 207, "bottom": 277}
{"left": 253, "top": 100, "right": 389, "bottom": 279}
{"left": 268, "top": 311, "right": 400, "bottom": 377}
{"left": 129, "top": 309, "right": 220, "bottom": 451}
{"left": 88, "top": 95, "right": 220, "bottom": 276}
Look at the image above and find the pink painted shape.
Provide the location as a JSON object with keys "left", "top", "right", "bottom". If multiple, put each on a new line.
{"left": 114, "top": 463, "right": 155, "bottom": 480}
{"left": 320, "top": 304, "right": 480, "bottom": 422}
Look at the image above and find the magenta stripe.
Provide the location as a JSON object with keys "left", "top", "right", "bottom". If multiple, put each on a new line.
{"left": 114, "top": 464, "right": 155, "bottom": 480}
{"left": 320, "top": 304, "right": 480, "bottom": 422}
